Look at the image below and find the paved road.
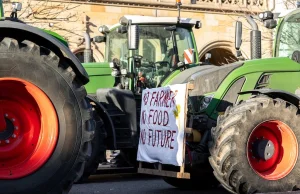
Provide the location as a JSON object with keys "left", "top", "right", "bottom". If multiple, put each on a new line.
{"left": 70, "top": 173, "right": 300, "bottom": 194}
{"left": 70, "top": 174, "right": 229, "bottom": 194}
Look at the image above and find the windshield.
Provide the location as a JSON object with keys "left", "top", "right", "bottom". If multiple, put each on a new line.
{"left": 107, "top": 26, "right": 194, "bottom": 64}
{"left": 277, "top": 12, "right": 300, "bottom": 57}
{"left": 107, "top": 25, "right": 194, "bottom": 88}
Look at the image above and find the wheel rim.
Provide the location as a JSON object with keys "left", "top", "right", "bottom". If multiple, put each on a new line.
{"left": 0, "top": 78, "right": 58, "bottom": 179}
{"left": 247, "top": 120, "right": 298, "bottom": 180}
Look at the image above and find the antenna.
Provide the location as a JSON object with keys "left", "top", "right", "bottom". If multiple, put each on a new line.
{"left": 176, "top": 0, "right": 182, "bottom": 23}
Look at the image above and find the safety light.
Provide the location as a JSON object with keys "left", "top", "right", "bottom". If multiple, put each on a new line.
{"left": 176, "top": 0, "right": 182, "bottom": 5}
{"left": 98, "top": 25, "right": 110, "bottom": 34}
{"left": 258, "top": 11, "right": 273, "bottom": 21}
{"left": 12, "top": 2, "right": 22, "bottom": 11}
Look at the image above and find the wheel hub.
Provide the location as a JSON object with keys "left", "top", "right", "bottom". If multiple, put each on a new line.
{"left": 0, "top": 78, "right": 59, "bottom": 179}
{"left": 247, "top": 120, "right": 298, "bottom": 180}
{"left": 0, "top": 117, "right": 16, "bottom": 141}
{"left": 251, "top": 138, "right": 275, "bottom": 161}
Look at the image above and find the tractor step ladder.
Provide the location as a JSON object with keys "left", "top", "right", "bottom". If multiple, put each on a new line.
{"left": 137, "top": 83, "right": 195, "bottom": 179}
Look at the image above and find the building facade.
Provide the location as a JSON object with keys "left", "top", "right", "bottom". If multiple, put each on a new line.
{"left": 4, "top": 0, "right": 276, "bottom": 65}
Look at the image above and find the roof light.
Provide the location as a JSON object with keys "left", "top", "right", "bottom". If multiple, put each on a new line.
{"left": 258, "top": 11, "right": 274, "bottom": 21}
{"left": 176, "top": 0, "right": 182, "bottom": 5}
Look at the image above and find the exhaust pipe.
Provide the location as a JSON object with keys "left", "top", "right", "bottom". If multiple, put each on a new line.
{"left": 83, "top": 32, "right": 92, "bottom": 63}
{"left": 245, "top": 15, "right": 261, "bottom": 59}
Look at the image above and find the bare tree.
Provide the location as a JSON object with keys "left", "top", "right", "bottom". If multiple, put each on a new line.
{"left": 3, "top": 0, "right": 86, "bottom": 46}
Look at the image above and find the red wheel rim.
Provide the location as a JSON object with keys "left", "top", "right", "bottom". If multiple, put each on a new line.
{"left": 247, "top": 120, "right": 298, "bottom": 180}
{"left": 0, "top": 78, "right": 58, "bottom": 179}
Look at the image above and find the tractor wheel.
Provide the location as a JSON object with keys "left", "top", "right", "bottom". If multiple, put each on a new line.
{"left": 75, "top": 108, "right": 106, "bottom": 183}
{"left": 209, "top": 95, "right": 300, "bottom": 194}
{"left": 0, "top": 38, "right": 94, "bottom": 194}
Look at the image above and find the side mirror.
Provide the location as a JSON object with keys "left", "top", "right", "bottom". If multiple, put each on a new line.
{"left": 127, "top": 21, "right": 139, "bottom": 50}
{"left": 12, "top": 2, "right": 22, "bottom": 11}
{"left": 195, "top": 21, "right": 202, "bottom": 29}
{"left": 263, "top": 19, "right": 277, "bottom": 29}
{"left": 258, "top": 11, "right": 274, "bottom": 21}
{"left": 93, "top": 36, "right": 106, "bottom": 43}
{"left": 116, "top": 26, "right": 128, "bottom": 34}
{"left": 98, "top": 25, "right": 110, "bottom": 34}
{"left": 235, "top": 21, "right": 243, "bottom": 50}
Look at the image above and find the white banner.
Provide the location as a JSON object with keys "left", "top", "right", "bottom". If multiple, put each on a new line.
{"left": 137, "top": 84, "right": 187, "bottom": 166}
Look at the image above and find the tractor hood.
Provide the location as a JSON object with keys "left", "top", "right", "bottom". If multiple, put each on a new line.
{"left": 169, "top": 61, "right": 244, "bottom": 97}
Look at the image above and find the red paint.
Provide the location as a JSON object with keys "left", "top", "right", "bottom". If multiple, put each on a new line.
{"left": 144, "top": 89, "right": 178, "bottom": 108}
{"left": 0, "top": 78, "right": 58, "bottom": 179}
{"left": 140, "top": 129, "right": 146, "bottom": 144}
{"left": 171, "top": 90, "right": 178, "bottom": 107}
{"left": 159, "top": 91, "right": 165, "bottom": 105}
{"left": 170, "top": 131, "right": 176, "bottom": 149}
{"left": 150, "top": 92, "right": 157, "bottom": 106}
{"left": 247, "top": 120, "right": 298, "bottom": 180}
{"left": 143, "top": 92, "right": 150, "bottom": 106}
{"left": 148, "top": 109, "right": 154, "bottom": 124}
{"left": 148, "top": 129, "right": 153, "bottom": 146}
{"left": 0, "top": 103, "right": 6, "bottom": 132}
{"left": 156, "top": 130, "right": 162, "bottom": 147}
{"left": 141, "top": 110, "right": 146, "bottom": 125}
{"left": 141, "top": 129, "right": 177, "bottom": 150}
{"left": 145, "top": 109, "right": 169, "bottom": 126}
{"left": 163, "top": 111, "right": 169, "bottom": 126}
{"left": 165, "top": 130, "right": 172, "bottom": 148}
{"left": 161, "top": 130, "right": 166, "bottom": 147}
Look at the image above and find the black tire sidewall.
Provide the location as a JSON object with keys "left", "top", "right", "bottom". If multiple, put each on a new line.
{"left": 76, "top": 111, "right": 106, "bottom": 183}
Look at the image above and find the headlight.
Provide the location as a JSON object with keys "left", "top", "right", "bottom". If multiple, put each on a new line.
{"left": 199, "top": 94, "right": 214, "bottom": 112}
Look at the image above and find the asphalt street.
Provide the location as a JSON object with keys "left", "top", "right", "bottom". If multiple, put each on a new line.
{"left": 70, "top": 174, "right": 229, "bottom": 194}
{"left": 70, "top": 173, "right": 300, "bottom": 194}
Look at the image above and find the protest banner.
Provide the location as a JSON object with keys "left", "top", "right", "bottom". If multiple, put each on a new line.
{"left": 137, "top": 84, "right": 187, "bottom": 166}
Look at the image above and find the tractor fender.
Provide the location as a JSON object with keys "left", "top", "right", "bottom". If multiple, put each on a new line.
{"left": 239, "top": 89, "right": 300, "bottom": 107}
{"left": 0, "top": 20, "right": 89, "bottom": 84}
{"left": 87, "top": 95, "right": 117, "bottom": 149}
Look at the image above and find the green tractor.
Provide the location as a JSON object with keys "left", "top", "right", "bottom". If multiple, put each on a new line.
{"left": 0, "top": 1, "right": 94, "bottom": 194}
{"left": 136, "top": 6, "right": 300, "bottom": 194}
{"left": 78, "top": 9, "right": 203, "bottom": 181}
{"left": 79, "top": 2, "right": 300, "bottom": 194}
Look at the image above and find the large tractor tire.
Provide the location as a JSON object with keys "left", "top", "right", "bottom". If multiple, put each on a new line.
{"left": 209, "top": 95, "right": 300, "bottom": 194}
{"left": 0, "top": 37, "right": 94, "bottom": 194}
{"left": 75, "top": 108, "right": 106, "bottom": 183}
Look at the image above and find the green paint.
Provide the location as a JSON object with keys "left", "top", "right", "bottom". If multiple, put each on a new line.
{"left": 83, "top": 62, "right": 114, "bottom": 94}
{"left": 43, "top": 29, "right": 69, "bottom": 47}
{"left": 204, "top": 57, "right": 300, "bottom": 120}
{"left": 161, "top": 69, "right": 181, "bottom": 86}
{"left": 190, "top": 29, "right": 199, "bottom": 64}
{"left": 0, "top": 0, "right": 4, "bottom": 19}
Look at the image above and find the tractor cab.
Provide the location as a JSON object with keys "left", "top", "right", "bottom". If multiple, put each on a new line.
{"left": 98, "top": 15, "right": 201, "bottom": 95}
{"left": 274, "top": 8, "right": 300, "bottom": 60}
